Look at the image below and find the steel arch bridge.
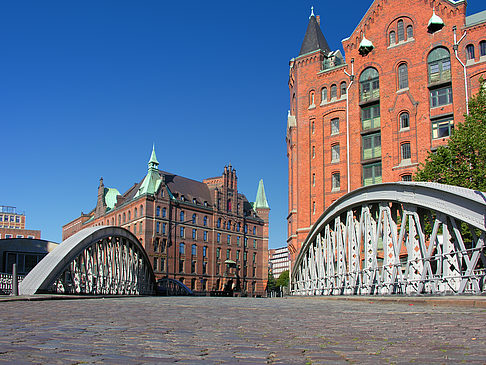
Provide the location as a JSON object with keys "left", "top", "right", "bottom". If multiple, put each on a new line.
{"left": 291, "top": 182, "right": 486, "bottom": 296}
{"left": 19, "top": 226, "right": 156, "bottom": 295}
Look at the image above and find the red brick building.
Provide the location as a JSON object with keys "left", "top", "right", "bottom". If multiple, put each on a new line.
{"left": 0, "top": 206, "right": 41, "bottom": 239}
{"left": 287, "top": 0, "right": 486, "bottom": 260}
{"left": 63, "top": 147, "right": 270, "bottom": 296}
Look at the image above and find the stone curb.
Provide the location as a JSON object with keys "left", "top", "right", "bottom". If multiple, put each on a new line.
{"left": 0, "top": 294, "right": 147, "bottom": 303}
{"left": 282, "top": 295, "right": 486, "bottom": 308}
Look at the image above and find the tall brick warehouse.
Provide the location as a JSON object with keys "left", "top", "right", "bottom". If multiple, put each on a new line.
{"left": 287, "top": 0, "right": 486, "bottom": 261}
{"left": 63, "top": 147, "right": 270, "bottom": 296}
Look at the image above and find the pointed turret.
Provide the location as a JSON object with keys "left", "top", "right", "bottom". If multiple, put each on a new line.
{"left": 428, "top": 8, "right": 444, "bottom": 33}
{"left": 358, "top": 35, "right": 374, "bottom": 56}
{"left": 254, "top": 179, "right": 270, "bottom": 209}
{"left": 135, "top": 145, "right": 163, "bottom": 197}
{"left": 299, "top": 7, "right": 330, "bottom": 56}
{"left": 94, "top": 177, "right": 107, "bottom": 218}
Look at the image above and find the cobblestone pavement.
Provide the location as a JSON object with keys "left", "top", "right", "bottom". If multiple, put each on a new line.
{"left": 1, "top": 296, "right": 485, "bottom": 364}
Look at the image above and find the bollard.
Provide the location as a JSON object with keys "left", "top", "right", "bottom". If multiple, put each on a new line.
{"left": 12, "top": 263, "right": 18, "bottom": 296}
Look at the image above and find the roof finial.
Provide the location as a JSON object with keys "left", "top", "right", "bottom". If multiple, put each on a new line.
{"left": 309, "top": 6, "right": 315, "bottom": 19}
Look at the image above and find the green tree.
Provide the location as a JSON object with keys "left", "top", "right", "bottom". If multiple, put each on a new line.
{"left": 415, "top": 79, "right": 486, "bottom": 191}
{"left": 266, "top": 270, "right": 277, "bottom": 292}
{"left": 275, "top": 270, "right": 289, "bottom": 288}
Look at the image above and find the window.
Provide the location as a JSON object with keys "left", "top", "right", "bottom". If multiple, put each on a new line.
{"left": 192, "top": 229, "right": 196, "bottom": 239}
{"left": 180, "top": 211, "right": 184, "bottom": 222}
{"left": 432, "top": 117, "right": 453, "bottom": 139}
{"left": 123, "top": 213, "right": 126, "bottom": 223}
{"left": 192, "top": 244, "right": 197, "bottom": 256}
{"left": 236, "top": 237, "right": 240, "bottom": 246}
{"left": 313, "top": 201, "right": 316, "bottom": 214}
{"left": 203, "top": 231, "right": 207, "bottom": 241}
{"left": 180, "top": 226, "right": 185, "bottom": 238}
{"left": 192, "top": 213, "right": 196, "bottom": 224}
{"left": 397, "top": 20, "right": 404, "bottom": 42}
{"left": 331, "top": 144, "right": 340, "bottom": 163}
{"left": 162, "top": 223, "right": 166, "bottom": 234}
{"left": 406, "top": 25, "right": 413, "bottom": 39}
{"left": 253, "top": 239, "right": 257, "bottom": 249}
{"left": 331, "top": 118, "right": 340, "bottom": 135}
{"left": 330, "top": 84, "right": 337, "bottom": 99}
{"left": 401, "top": 143, "right": 411, "bottom": 161}
{"left": 398, "top": 63, "right": 408, "bottom": 89}
{"left": 236, "top": 250, "right": 240, "bottom": 261}
{"left": 179, "top": 243, "right": 185, "bottom": 255}
{"left": 309, "top": 91, "right": 315, "bottom": 107}
{"left": 227, "top": 235, "right": 231, "bottom": 244}
{"left": 481, "top": 41, "right": 486, "bottom": 57}
{"left": 312, "top": 173, "right": 315, "bottom": 187}
{"left": 139, "top": 222, "right": 142, "bottom": 234}
{"left": 237, "top": 223, "right": 240, "bottom": 232}
{"left": 202, "top": 261, "right": 207, "bottom": 275}
{"left": 156, "top": 206, "right": 160, "bottom": 217}
{"left": 361, "top": 104, "right": 380, "bottom": 129}
{"left": 217, "top": 218, "right": 221, "bottom": 228}
{"left": 156, "top": 222, "right": 160, "bottom": 234}
{"left": 402, "top": 174, "right": 412, "bottom": 181}
{"left": 359, "top": 68, "right": 379, "bottom": 101}
{"left": 332, "top": 172, "right": 340, "bottom": 191}
{"left": 311, "top": 120, "right": 315, "bottom": 134}
{"left": 430, "top": 86, "right": 453, "bottom": 108}
{"left": 162, "top": 207, "right": 167, "bottom": 218}
{"left": 400, "top": 112, "right": 410, "bottom": 130}
{"left": 362, "top": 133, "right": 381, "bottom": 160}
{"left": 340, "top": 81, "right": 347, "bottom": 96}
{"left": 227, "top": 221, "right": 231, "bottom": 230}
{"left": 227, "top": 199, "right": 232, "bottom": 212}
{"left": 203, "top": 216, "right": 207, "bottom": 226}
{"left": 253, "top": 253, "right": 256, "bottom": 263}
{"left": 179, "top": 259, "right": 184, "bottom": 273}
{"left": 321, "top": 87, "right": 328, "bottom": 103}
{"left": 217, "top": 233, "right": 221, "bottom": 243}
{"left": 203, "top": 246, "right": 207, "bottom": 257}
{"left": 128, "top": 211, "right": 131, "bottom": 221}
{"left": 312, "top": 146, "right": 315, "bottom": 159}
{"left": 389, "top": 31, "right": 396, "bottom": 45}
{"left": 428, "top": 47, "right": 451, "bottom": 83}
{"left": 226, "top": 249, "right": 230, "bottom": 259}
{"left": 216, "top": 248, "right": 221, "bottom": 259}
{"left": 363, "top": 162, "right": 382, "bottom": 186}
{"left": 466, "top": 44, "right": 475, "bottom": 60}
{"left": 140, "top": 205, "right": 143, "bottom": 216}
{"left": 253, "top": 226, "right": 256, "bottom": 235}
{"left": 133, "top": 224, "right": 136, "bottom": 234}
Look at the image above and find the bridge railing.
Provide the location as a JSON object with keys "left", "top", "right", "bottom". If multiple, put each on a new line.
{"left": 0, "top": 273, "right": 25, "bottom": 295}
{"left": 291, "top": 182, "right": 486, "bottom": 296}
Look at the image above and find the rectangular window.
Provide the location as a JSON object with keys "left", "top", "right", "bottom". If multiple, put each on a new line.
{"left": 253, "top": 239, "right": 256, "bottom": 249}
{"left": 429, "top": 59, "right": 451, "bottom": 83}
{"left": 202, "top": 261, "right": 207, "bottom": 274}
{"left": 236, "top": 250, "right": 240, "bottom": 261}
{"left": 312, "top": 146, "right": 315, "bottom": 158}
{"left": 360, "top": 79, "right": 380, "bottom": 101}
{"left": 361, "top": 104, "right": 380, "bottom": 129}
{"left": 430, "top": 87, "right": 453, "bottom": 108}
{"left": 432, "top": 117, "right": 454, "bottom": 139}
{"left": 362, "top": 133, "right": 381, "bottom": 160}
{"left": 236, "top": 237, "right": 240, "bottom": 246}
{"left": 401, "top": 143, "right": 411, "bottom": 161}
{"left": 179, "top": 259, "right": 184, "bottom": 273}
{"left": 402, "top": 174, "right": 412, "bottom": 181}
{"left": 156, "top": 222, "right": 160, "bottom": 234}
{"left": 153, "top": 258, "right": 158, "bottom": 271}
{"left": 363, "top": 162, "right": 382, "bottom": 186}
{"left": 192, "top": 229, "right": 196, "bottom": 240}
{"left": 216, "top": 248, "right": 220, "bottom": 259}
{"left": 203, "top": 231, "right": 208, "bottom": 241}
{"left": 162, "top": 223, "right": 166, "bottom": 235}
{"left": 312, "top": 173, "right": 315, "bottom": 187}
{"left": 180, "top": 226, "right": 184, "bottom": 238}
{"left": 400, "top": 113, "right": 410, "bottom": 130}
{"left": 191, "top": 260, "right": 196, "bottom": 273}
{"left": 227, "top": 235, "right": 231, "bottom": 244}
{"left": 203, "top": 246, "right": 207, "bottom": 257}
{"left": 217, "top": 233, "right": 221, "bottom": 243}
{"left": 226, "top": 249, "right": 230, "bottom": 259}
{"left": 331, "top": 118, "right": 339, "bottom": 135}
{"left": 331, "top": 144, "right": 340, "bottom": 163}
{"left": 332, "top": 173, "right": 340, "bottom": 191}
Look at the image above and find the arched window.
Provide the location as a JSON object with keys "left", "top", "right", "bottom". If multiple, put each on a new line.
{"left": 321, "top": 87, "right": 328, "bottom": 103}
{"left": 156, "top": 206, "right": 160, "bottom": 217}
{"left": 139, "top": 221, "right": 142, "bottom": 233}
{"left": 340, "top": 81, "right": 347, "bottom": 96}
{"left": 397, "top": 20, "right": 404, "bottom": 42}
{"left": 359, "top": 67, "right": 379, "bottom": 101}
{"left": 192, "top": 213, "right": 196, "bottom": 224}
{"left": 140, "top": 205, "right": 143, "bottom": 216}
{"left": 406, "top": 25, "right": 413, "bottom": 39}
{"left": 253, "top": 226, "right": 256, "bottom": 235}
{"left": 203, "top": 216, "right": 207, "bottom": 226}
{"left": 123, "top": 213, "right": 126, "bottom": 223}
{"left": 466, "top": 44, "right": 475, "bottom": 60}
{"left": 389, "top": 31, "right": 396, "bottom": 45}
{"left": 330, "top": 84, "right": 337, "bottom": 99}
{"left": 398, "top": 63, "right": 409, "bottom": 89}
{"left": 180, "top": 211, "right": 185, "bottom": 222}
{"left": 134, "top": 208, "right": 138, "bottom": 218}
{"left": 399, "top": 112, "right": 410, "bottom": 130}
{"left": 309, "top": 90, "right": 315, "bottom": 107}
{"left": 227, "top": 221, "right": 231, "bottom": 230}
{"left": 292, "top": 93, "right": 296, "bottom": 114}
{"left": 217, "top": 218, "right": 221, "bottom": 228}
{"left": 480, "top": 41, "right": 486, "bottom": 57}
{"left": 192, "top": 244, "right": 197, "bottom": 256}
{"left": 118, "top": 215, "right": 121, "bottom": 225}
{"left": 128, "top": 211, "right": 131, "bottom": 221}
{"left": 162, "top": 207, "right": 167, "bottom": 218}
{"left": 427, "top": 47, "right": 451, "bottom": 83}
{"left": 179, "top": 243, "right": 185, "bottom": 255}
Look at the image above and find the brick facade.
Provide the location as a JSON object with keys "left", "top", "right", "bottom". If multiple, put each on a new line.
{"left": 63, "top": 154, "right": 269, "bottom": 297}
{"left": 287, "top": 0, "right": 486, "bottom": 262}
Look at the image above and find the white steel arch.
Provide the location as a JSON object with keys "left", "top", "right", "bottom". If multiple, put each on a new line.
{"left": 19, "top": 226, "right": 156, "bottom": 295}
{"left": 291, "top": 182, "right": 486, "bottom": 296}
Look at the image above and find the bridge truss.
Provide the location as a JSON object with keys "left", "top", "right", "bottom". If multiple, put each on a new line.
{"left": 291, "top": 183, "right": 486, "bottom": 296}
{"left": 20, "top": 227, "right": 156, "bottom": 295}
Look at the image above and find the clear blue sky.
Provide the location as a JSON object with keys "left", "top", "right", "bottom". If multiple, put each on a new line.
{"left": 1, "top": 1, "right": 483, "bottom": 247}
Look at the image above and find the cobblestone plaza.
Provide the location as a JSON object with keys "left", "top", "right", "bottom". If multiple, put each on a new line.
{"left": 1, "top": 297, "right": 485, "bottom": 363}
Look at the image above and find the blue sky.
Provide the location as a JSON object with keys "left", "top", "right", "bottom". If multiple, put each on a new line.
{"left": 1, "top": 1, "right": 483, "bottom": 247}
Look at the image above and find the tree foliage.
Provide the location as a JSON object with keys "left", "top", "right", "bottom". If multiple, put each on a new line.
{"left": 275, "top": 270, "right": 289, "bottom": 287}
{"left": 266, "top": 270, "right": 277, "bottom": 291}
{"left": 414, "top": 79, "right": 486, "bottom": 191}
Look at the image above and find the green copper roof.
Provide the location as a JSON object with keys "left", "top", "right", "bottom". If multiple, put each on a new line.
{"left": 254, "top": 179, "right": 270, "bottom": 209}
{"left": 104, "top": 188, "right": 120, "bottom": 210}
{"left": 135, "top": 146, "right": 163, "bottom": 198}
